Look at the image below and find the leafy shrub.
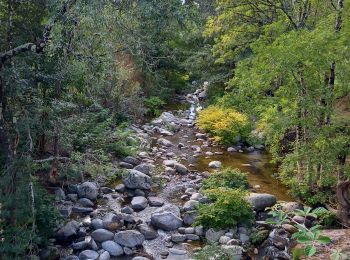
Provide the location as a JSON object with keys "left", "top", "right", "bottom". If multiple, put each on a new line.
{"left": 195, "top": 188, "right": 254, "bottom": 229}
{"left": 197, "top": 105, "right": 251, "bottom": 144}
{"left": 202, "top": 168, "right": 249, "bottom": 190}
{"left": 144, "top": 96, "right": 166, "bottom": 116}
{"left": 266, "top": 207, "right": 332, "bottom": 258}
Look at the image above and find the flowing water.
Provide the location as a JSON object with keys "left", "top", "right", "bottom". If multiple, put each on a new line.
{"left": 158, "top": 102, "right": 293, "bottom": 202}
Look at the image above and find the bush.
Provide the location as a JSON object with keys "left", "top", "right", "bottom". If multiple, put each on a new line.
{"left": 197, "top": 105, "right": 251, "bottom": 144}
{"left": 202, "top": 168, "right": 249, "bottom": 190}
{"left": 195, "top": 188, "right": 254, "bottom": 229}
{"left": 144, "top": 96, "right": 166, "bottom": 116}
{"left": 0, "top": 160, "right": 62, "bottom": 258}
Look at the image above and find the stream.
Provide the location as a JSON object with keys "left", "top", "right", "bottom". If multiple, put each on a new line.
{"left": 55, "top": 87, "right": 295, "bottom": 260}
{"left": 158, "top": 100, "right": 293, "bottom": 202}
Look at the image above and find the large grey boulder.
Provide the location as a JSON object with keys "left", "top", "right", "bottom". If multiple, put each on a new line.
{"left": 101, "top": 241, "right": 123, "bottom": 256}
{"left": 247, "top": 193, "right": 277, "bottom": 211}
{"left": 102, "top": 213, "right": 123, "bottom": 231}
{"left": 137, "top": 224, "right": 158, "bottom": 240}
{"left": 131, "top": 196, "right": 148, "bottom": 211}
{"left": 148, "top": 197, "right": 164, "bottom": 207}
{"left": 123, "top": 169, "right": 152, "bottom": 190}
{"left": 151, "top": 212, "right": 183, "bottom": 231}
{"left": 174, "top": 162, "right": 189, "bottom": 174}
{"left": 91, "top": 229, "right": 114, "bottom": 242}
{"left": 77, "top": 182, "right": 98, "bottom": 200}
{"left": 55, "top": 220, "right": 79, "bottom": 240}
{"left": 133, "top": 163, "right": 154, "bottom": 175}
{"left": 114, "top": 230, "right": 145, "bottom": 247}
{"left": 183, "top": 200, "right": 199, "bottom": 212}
{"left": 91, "top": 218, "right": 103, "bottom": 230}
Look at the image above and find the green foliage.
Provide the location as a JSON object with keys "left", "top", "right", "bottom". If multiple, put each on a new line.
{"left": 144, "top": 96, "right": 166, "bottom": 116}
{"left": 0, "top": 160, "right": 62, "bottom": 258}
{"left": 200, "top": 0, "right": 350, "bottom": 207}
{"left": 201, "top": 168, "right": 249, "bottom": 190}
{"left": 267, "top": 207, "right": 332, "bottom": 258}
{"left": 197, "top": 105, "right": 251, "bottom": 144}
{"left": 196, "top": 188, "right": 254, "bottom": 229}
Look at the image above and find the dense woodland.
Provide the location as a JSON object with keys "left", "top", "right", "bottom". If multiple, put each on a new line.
{"left": 0, "top": 0, "right": 349, "bottom": 259}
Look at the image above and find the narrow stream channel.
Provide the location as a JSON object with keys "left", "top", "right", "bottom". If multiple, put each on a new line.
{"left": 158, "top": 101, "right": 293, "bottom": 202}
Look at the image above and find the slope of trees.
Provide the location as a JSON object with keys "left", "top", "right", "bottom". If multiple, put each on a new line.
{"left": 0, "top": 0, "right": 198, "bottom": 257}
{"left": 199, "top": 0, "right": 350, "bottom": 224}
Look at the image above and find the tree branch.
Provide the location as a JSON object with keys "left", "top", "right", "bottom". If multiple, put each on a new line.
{"left": 0, "top": 0, "right": 77, "bottom": 68}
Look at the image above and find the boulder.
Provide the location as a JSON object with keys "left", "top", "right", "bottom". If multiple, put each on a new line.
{"left": 114, "top": 230, "right": 145, "bottom": 247}
{"left": 131, "top": 196, "right": 148, "bottom": 211}
{"left": 72, "top": 206, "right": 93, "bottom": 214}
{"left": 78, "top": 250, "right": 99, "bottom": 260}
{"left": 208, "top": 161, "right": 222, "bottom": 169}
{"left": 157, "top": 138, "right": 173, "bottom": 147}
{"left": 137, "top": 224, "right": 158, "bottom": 240}
{"left": 247, "top": 193, "right": 277, "bottom": 211}
{"left": 174, "top": 162, "right": 189, "bottom": 174}
{"left": 205, "top": 229, "right": 225, "bottom": 243}
{"left": 120, "top": 162, "right": 134, "bottom": 169}
{"left": 280, "top": 202, "right": 303, "bottom": 213}
{"left": 77, "top": 182, "right": 98, "bottom": 200}
{"left": 148, "top": 197, "right": 164, "bottom": 207}
{"left": 123, "top": 169, "right": 152, "bottom": 190}
{"left": 227, "top": 147, "right": 237, "bottom": 152}
{"left": 115, "top": 184, "right": 125, "bottom": 193}
{"left": 91, "top": 218, "right": 103, "bottom": 230}
{"left": 151, "top": 212, "right": 183, "bottom": 231}
{"left": 77, "top": 198, "right": 94, "bottom": 207}
{"left": 101, "top": 241, "right": 123, "bottom": 256}
{"left": 123, "top": 156, "right": 141, "bottom": 166}
{"left": 183, "top": 200, "right": 199, "bottom": 212}
{"left": 171, "top": 234, "right": 187, "bottom": 242}
{"left": 91, "top": 229, "right": 114, "bottom": 242}
{"left": 186, "top": 234, "right": 200, "bottom": 241}
{"left": 102, "top": 213, "right": 123, "bottom": 231}
{"left": 55, "top": 220, "right": 79, "bottom": 240}
{"left": 163, "top": 159, "right": 177, "bottom": 167}
{"left": 133, "top": 163, "right": 154, "bottom": 175}
{"left": 99, "top": 251, "right": 111, "bottom": 260}
{"left": 121, "top": 206, "right": 134, "bottom": 214}
{"left": 183, "top": 211, "right": 197, "bottom": 226}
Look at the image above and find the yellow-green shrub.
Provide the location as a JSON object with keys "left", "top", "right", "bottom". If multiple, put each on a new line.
{"left": 197, "top": 105, "right": 251, "bottom": 144}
